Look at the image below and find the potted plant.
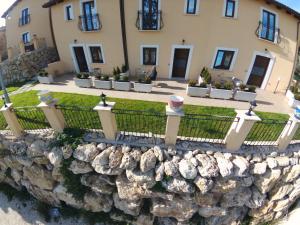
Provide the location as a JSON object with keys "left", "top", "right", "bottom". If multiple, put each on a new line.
{"left": 113, "top": 74, "right": 131, "bottom": 91}
{"left": 186, "top": 80, "right": 209, "bottom": 97}
{"left": 120, "top": 64, "right": 129, "bottom": 77}
{"left": 134, "top": 76, "right": 152, "bottom": 93}
{"left": 74, "top": 72, "right": 92, "bottom": 88}
{"left": 94, "top": 74, "right": 112, "bottom": 90}
{"left": 210, "top": 81, "right": 233, "bottom": 100}
{"left": 234, "top": 84, "right": 257, "bottom": 102}
{"left": 37, "top": 69, "right": 54, "bottom": 84}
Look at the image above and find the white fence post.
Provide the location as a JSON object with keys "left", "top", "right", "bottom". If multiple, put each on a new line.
{"left": 277, "top": 115, "right": 300, "bottom": 151}
{"left": 165, "top": 106, "right": 184, "bottom": 146}
{"left": 224, "top": 110, "right": 261, "bottom": 151}
{"left": 0, "top": 103, "right": 24, "bottom": 137}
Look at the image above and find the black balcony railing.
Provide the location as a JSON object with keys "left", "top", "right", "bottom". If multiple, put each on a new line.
{"left": 24, "top": 43, "right": 35, "bottom": 52}
{"left": 255, "top": 21, "right": 281, "bottom": 44}
{"left": 78, "top": 13, "right": 102, "bottom": 32}
{"left": 136, "top": 10, "right": 164, "bottom": 31}
{"left": 18, "top": 14, "right": 30, "bottom": 26}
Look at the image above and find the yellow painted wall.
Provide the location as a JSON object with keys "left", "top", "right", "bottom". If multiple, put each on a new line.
{"left": 5, "top": 0, "right": 54, "bottom": 56}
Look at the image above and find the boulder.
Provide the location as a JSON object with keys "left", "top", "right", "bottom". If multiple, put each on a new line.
{"left": 54, "top": 184, "right": 84, "bottom": 208}
{"left": 198, "top": 207, "right": 226, "bottom": 218}
{"left": 215, "top": 156, "right": 233, "bottom": 177}
{"left": 15, "top": 155, "right": 33, "bottom": 167}
{"left": 126, "top": 169, "right": 156, "bottom": 188}
{"left": 61, "top": 145, "right": 73, "bottom": 159}
{"left": 73, "top": 143, "right": 99, "bottom": 162}
{"left": 109, "top": 150, "right": 123, "bottom": 169}
{"left": 179, "top": 159, "right": 197, "bottom": 180}
{"left": 233, "top": 156, "right": 249, "bottom": 177}
{"left": 273, "top": 198, "right": 291, "bottom": 212}
{"left": 27, "top": 140, "right": 49, "bottom": 165}
{"left": 249, "top": 200, "right": 275, "bottom": 218}
{"left": 196, "top": 154, "right": 219, "bottom": 178}
{"left": 282, "top": 165, "right": 300, "bottom": 182}
{"left": 251, "top": 162, "right": 267, "bottom": 175}
{"left": 140, "top": 149, "right": 157, "bottom": 173}
{"left": 81, "top": 174, "right": 114, "bottom": 194}
{"left": 194, "top": 191, "right": 221, "bottom": 207}
{"left": 4, "top": 155, "right": 23, "bottom": 171}
{"left": 162, "top": 177, "right": 195, "bottom": 194}
{"left": 113, "top": 193, "right": 143, "bottom": 216}
{"left": 246, "top": 186, "right": 266, "bottom": 209}
{"left": 164, "top": 161, "right": 179, "bottom": 177}
{"left": 153, "top": 146, "right": 164, "bottom": 162}
{"left": 69, "top": 160, "right": 93, "bottom": 174}
{"left": 266, "top": 157, "right": 278, "bottom": 169}
{"left": 275, "top": 156, "right": 290, "bottom": 167}
{"left": 155, "top": 162, "right": 165, "bottom": 182}
{"left": 220, "top": 187, "right": 252, "bottom": 208}
{"left": 47, "top": 147, "right": 63, "bottom": 166}
{"left": 136, "top": 214, "right": 154, "bottom": 225}
{"left": 269, "top": 183, "right": 293, "bottom": 201}
{"left": 254, "top": 169, "right": 281, "bottom": 193}
{"left": 211, "top": 178, "right": 238, "bottom": 193}
{"left": 83, "top": 191, "right": 112, "bottom": 213}
{"left": 119, "top": 152, "right": 137, "bottom": 170}
{"left": 194, "top": 176, "right": 214, "bottom": 194}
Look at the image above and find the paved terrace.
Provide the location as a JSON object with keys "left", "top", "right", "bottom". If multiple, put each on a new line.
{"left": 32, "top": 74, "right": 293, "bottom": 114}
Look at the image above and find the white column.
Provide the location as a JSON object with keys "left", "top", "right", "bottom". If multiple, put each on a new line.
{"left": 0, "top": 103, "right": 24, "bottom": 137}
{"left": 165, "top": 106, "right": 184, "bottom": 146}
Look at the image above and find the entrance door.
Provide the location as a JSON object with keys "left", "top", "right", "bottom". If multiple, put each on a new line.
{"left": 172, "top": 49, "right": 190, "bottom": 78}
{"left": 73, "top": 46, "right": 89, "bottom": 72}
{"left": 247, "top": 55, "right": 271, "bottom": 87}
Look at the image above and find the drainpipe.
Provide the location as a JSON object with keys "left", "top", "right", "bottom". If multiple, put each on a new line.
{"left": 287, "top": 21, "right": 300, "bottom": 94}
{"left": 119, "top": 0, "right": 129, "bottom": 69}
{"left": 49, "top": 7, "right": 60, "bottom": 61}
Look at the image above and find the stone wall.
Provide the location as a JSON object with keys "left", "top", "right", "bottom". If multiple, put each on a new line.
{"left": 0, "top": 47, "right": 58, "bottom": 85}
{"left": 0, "top": 130, "right": 300, "bottom": 225}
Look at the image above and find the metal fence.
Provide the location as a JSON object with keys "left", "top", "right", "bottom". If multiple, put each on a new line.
{"left": 0, "top": 113, "right": 7, "bottom": 130}
{"left": 57, "top": 105, "right": 102, "bottom": 131}
{"left": 178, "top": 114, "right": 238, "bottom": 144}
{"left": 112, "top": 109, "right": 167, "bottom": 142}
{"left": 244, "top": 119, "right": 290, "bottom": 146}
{"left": 13, "top": 106, "right": 51, "bottom": 131}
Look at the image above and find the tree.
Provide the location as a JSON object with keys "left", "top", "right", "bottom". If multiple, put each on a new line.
{"left": 293, "top": 48, "right": 300, "bottom": 91}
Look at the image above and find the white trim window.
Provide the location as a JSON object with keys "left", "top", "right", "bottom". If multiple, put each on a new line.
{"left": 22, "top": 32, "right": 30, "bottom": 44}
{"left": 259, "top": 8, "right": 279, "bottom": 43}
{"left": 140, "top": 45, "right": 159, "bottom": 65}
{"left": 138, "top": 0, "right": 162, "bottom": 31}
{"left": 64, "top": 4, "right": 74, "bottom": 21}
{"left": 212, "top": 47, "right": 238, "bottom": 71}
{"left": 184, "top": 0, "right": 199, "bottom": 15}
{"left": 223, "top": 0, "right": 238, "bottom": 18}
{"left": 87, "top": 44, "right": 105, "bottom": 64}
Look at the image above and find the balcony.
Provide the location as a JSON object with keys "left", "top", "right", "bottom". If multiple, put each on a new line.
{"left": 255, "top": 21, "right": 281, "bottom": 44}
{"left": 136, "top": 10, "right": 164, "bottom": 31}
{"left": 78, "top": 13, "right": 102, "bottom": 32}
{"left": 18, "top": 14, "right": 30, "bottom": 26}
{"left": 24, "top": 43, "right": 35, "bottom": 52}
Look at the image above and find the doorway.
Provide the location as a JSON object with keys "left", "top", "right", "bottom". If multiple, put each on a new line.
{"left": 247, "top": 55, "right": 271, "bottom": 88}
{"left": 72, "top": 46, "right": 89, "bottom": 73}
{"left": 170, "top": 46, "right": 193, "bottom": 79}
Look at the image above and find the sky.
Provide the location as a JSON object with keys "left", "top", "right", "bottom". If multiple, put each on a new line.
{"left": 0, "top": 0, "right": 300, "bottom": 27}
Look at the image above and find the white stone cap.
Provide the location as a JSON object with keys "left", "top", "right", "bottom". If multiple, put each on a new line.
{"left": 37, "top": 99, "right": 58, "bottom": 108}
{"left": 94, "top": 102, "right": 116, "bottom": 111}
{"left": 166, "top": 105, "right": 184, "bottom": 117}
{"left": 0, "top": 103, "right": 13, "bottom": 111}
{"left": 235, "top": 110, "right": 261, "bottom": 121}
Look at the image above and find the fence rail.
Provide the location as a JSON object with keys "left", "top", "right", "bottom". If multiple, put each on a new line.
{"left": 178, "top": 114, "right": 238, "bottom": 144}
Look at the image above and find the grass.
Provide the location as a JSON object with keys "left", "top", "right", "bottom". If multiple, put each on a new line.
{"left": 0, "top": 90, "right": 292, "bottom": 141}
{"left": 0, "top": 81, "right": 27, "bottom": 95}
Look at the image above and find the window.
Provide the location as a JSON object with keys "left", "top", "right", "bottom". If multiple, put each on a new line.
{"left": 20, "top": 8, "right": 30, "bottom": 26}
{"left": 22, "top": 32, "right": 30, "bottom": 44}
{"left": 213, "top": 49, "right": 237, "bottom": 70}
{"left": 141, "top": 0, "right": 159, "bottom": 30}
{"left": 65, "top": 4, "right": 74, "bottom": 21}
{"left": 225, "top": 0, "right": 235, "bottom": 17}
{"left": 80, "top": 0, "right": 100, "bottom": 31}
{"left": 260, "top": 10, "right": 277, "bottom": 42}
{"left": 89, "top": 46, "right": 104, "bottom": 63}
{"left": 186, "top": 0, "right": 198, "bottom": 14}
{"left": 142, "top": 47, "right": 158, "bottom": 65}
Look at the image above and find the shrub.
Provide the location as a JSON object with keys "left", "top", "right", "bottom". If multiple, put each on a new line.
{"left": 199, "top": 82, "right": 207, "bottom": 88}
{"left": 113, "top": 68, "right": 117, "bottom": 76}
{"left": 101, "top": 75, "right": 109, "bottom": 81}
{"left": 114, "top": 74, "right": 120, "bottom": 81}
{"left": 38, "top": 69, "right": 48, "bottom": 77}
{"left": 224, "top": 82, "right": 233, "bottom": 90}
{"left": 290, "top": 85, "right": 298, "bottom": 94}
{"left": 200, "top": 67, "right": 212, "bottom": 84}
{"left": 214, "top": 82, "right": 222, "bottom": 89}
{"left": 50, "top": 128, "right": 84, "bottom": 149}
{"left": 116, "top": 66, "right": 121, "bottom": 75}
{"left": 120, "top": 75, "right": 129, "bottom": 82}
{"left": 248, "top": 85, "right": 256, "bottom": 93}
{"left": 121, "top": 64, "right": 128, "bottom": 73}
{"left": 144, "top": 76, "right": 152, "bottom": 84}
{"left": 76, "top": 73, "right": 90, "bottom": 79}
{"left": 240, "top": 84, "right": 247, "bottom": 91}
{"left": 188, "top": 80, "right": 197, "bottom": 87}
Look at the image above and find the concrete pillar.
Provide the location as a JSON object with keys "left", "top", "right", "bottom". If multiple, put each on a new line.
{"left": 38, "top": 101, "right": 66, "bottom": 133}
{"left": 19, "top": 41, "right": 25, "bottom": 54}
{"left": 94, "top": 102, "right": 117, "bottom": 140}
{"left": 277, "top": 114, "right": 300, "bottom": 151}
{"left": 165, "top": 106, "right": 184, "bottom": 146}
{"left": 0, "top": 103, "right": 24, "bottom": 137}
{"left": 7, "top": 47, "right": 13, "bottom": 61}
{"left": 225, "top": 110, "right": 261, "bottom": 151}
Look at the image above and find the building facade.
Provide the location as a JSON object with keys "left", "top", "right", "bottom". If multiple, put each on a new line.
{"left": 1, "top": 0, "right": 54, "bottom": 58}
{"left": 42, "top": 0, "right": 300, "bottom": 93}
{"left": 0, "top": 26, "right": 7, "bottom": 61}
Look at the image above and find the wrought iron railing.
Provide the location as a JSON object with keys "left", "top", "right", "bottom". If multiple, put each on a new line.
{"left": 255, "top": 21, "right": 281, "bottom": 44}
{"left": 18, "top": 15, "right": 30, "bottom": 26}
{"left": 292, "top": 126, "right": 300, "bottom": 141}
{"left": 78, "top": 13, "right": 102, "bottom": 32}
{"left": 135, "top": 10, "right": 164, "bottom": 30}
{"left": 24, "top": 43, "right": 35, "bottom": 52}
{"left": 244, "top": 119, "right": 290, "bottom": 146}
{"left": 178, "top": 114, "right": 238, "bottom": 144}
{"left": 57, "top": 105, "right": 102, "bottom": 131}
{"left": 0, "top": 113, "right": 8, "bottom": 130}
{"left": 13, "top": 106, "right": 51, "bottom": 131}
{"left": 112, "top": 109, "right": 167, "bottom": 142}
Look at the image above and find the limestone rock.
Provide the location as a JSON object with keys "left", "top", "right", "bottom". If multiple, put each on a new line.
{"left": 151, "top": 196, "right": 198, "bottom": 222}
{"left": 273, "top": 198, "right": 290, "bottom": 212}
{"left": 131, "top": 149, "right": 142, "bottom": 162}
{"left": 246, "top": 186, "right": 266, "bottom": 209}
{"left": 233, "top": 156, "right": 249, "bottom": 177}
{"left": 266, "top": 157, "right": 278, "bottom": 169}
{"left": 164, "top": 161, "right": 179, "bottom": 177}
{"left": 11, "top": 169, "right": 22, "bottom": 183}
{"left": 113, "top": 193, "right": 142, "bottom": 216}
{"left": 155, "top": 218, "right": 177, "bottom": 225}
{"left": 162, "top": 177, "right": 195, "bottom": 194}
{"left": 27, "top": 140, "right": 49, "bottom": 165}
{"left": 54, "top": 184, "right": 84, "bottom": 208}
{"left": 216, "top": 156, "right": 233, "bottom": 177}
{"left": 179, "top": 159, "right": 197, "bottom": 180}
{"left": 194, "top": 191, "right": 221, "bottom": 207}
{"left": 194, "top": 176, "right": 213, "bottom": 194}
{"left": 154, "top": 146, "right": 164, "bottom": 162}
{"left": 196, "top": 154, "right": 219, "bottom": 178}
{"left": 289, "top": 183, "right": 300, "bottom": 202}
{"left": 126, "top": 169, "right": 156, "bottom": 188}
{"left": 23, "top": 165, "right": 55, "bottom": 190}
{"left": 249, "top": 200, "right": 275, "bottom": 218}
{"left": 155, "top": 162, "right": 165, "bottom": 181}
{"left": 69, "top": 160, "right": 93, "bottom": 174}
{"left": 81, "top": 174, "right": 114, "bottom": 195}
{"left": 52, "top": 166, "right": 64, "bottom": 182}
{"left": 276, "top": 156, "right": 290, "bottom": 167}
{"left": 212, "top": 179, "right": 238, "bottom": 193}
{"left": 97, "top": 143, "right": 106, "bottom": 151}
{"left": 84, "top": 191, "right": 112, "bottom": 212}
{"left": 282, "top": 165, "right": 300, "bottom": 182}
{"left": 220, "top": 187, "right": 252, "bottom": 208}
{"left": 109, "top": 150, "right": 123, "bottom": 169}
{"left": 4, "top": 155, "right": 23, "bottom": 171}
{"left": 254, "top": 169, "right": 281, "bottom": 193}
{"left": 251, "top": 162, "right": 267, "bottom": 175}
{"left": 136, "top": 214, "right": 154, "bottom": 225}
{"left": 61, "top": 145, "right": 73, "bottom": 159}
{"left": 47, "top": 147, "right": 63, "bottom": 166}
{"left": 140, "top": 149, "right": 157, "bottom": 173}
{"left": 198, "top": 207, "right": 226, "bottom": 218}
{"left": 269, "top": 184, "right": 293, "bottom": 201}
{"left": 15, "top": 155, "right": 33, "bottom": 167}
{"left": 73, "top": 144, "right": 99, "bottom": 162}
{"left": 119, "top": 152, "right": 137, "bottom": 170}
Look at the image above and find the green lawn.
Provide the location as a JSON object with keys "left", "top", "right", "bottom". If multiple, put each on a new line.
{"left": 0, "top": 90, "right": 293, "bottom": 142}
{"left": 0, "top": 82, "right": 27, "bottom": 96}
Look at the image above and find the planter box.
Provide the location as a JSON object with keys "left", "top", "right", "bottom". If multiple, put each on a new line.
{"left": 38, "top": 75, "right": 54, "bottom": 84}
{"left": 288, "top": 97, "right": 300, "bottom": 108}
{"left": 94, "top": 80, "right": 112, "bottom": 90}
{"left": 186, "top": 85, "right": 209, "bottom": 97}
{"left": 210, "top": 88, "right": 233, "bottom": 100}
{"left": 74, "top": 78, "right": 92, "bottom": 88}
{"left": 234, "top": 91, "right": 257, "bottom": 102}
{"left": 113, "top": 81, "right": 131, "bottom": 91}
{"left": 134, "top": 83, "right": 152, "bottom": 93}
{"left": 286, "top": 90, "right": 295, "bottom": 101}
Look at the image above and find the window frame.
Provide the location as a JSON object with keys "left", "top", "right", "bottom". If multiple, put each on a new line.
{"left": 211, "top": 47, "right": 238, "bottom": 71}
{"left": 64, "top": 4, "right": 74, "bottom": 21}
{"left": 140, "top": 45, "right": 159, "bottom": 66}
{"left": 222, "top": 0, "right": 238, "bottom": 19}
{"left": 20, "top": 7, "right": 30, "bottom": 25}
{"left": 185, "top": 0, "right": 199, "bottom": 15}
{"left": 225, "top": 0, "right": 235, "bottom": 17}
{"left": 22, "top": 32, "right": 31, "bottom": 44}
{"left": 139, "top": 0, "right": 161, "bottom": 31}
{"left": 87, "top": 44, "right": 105, "bottom": 64}
{"left": 259, "top": 8, "right": 278, "bottom": 43}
